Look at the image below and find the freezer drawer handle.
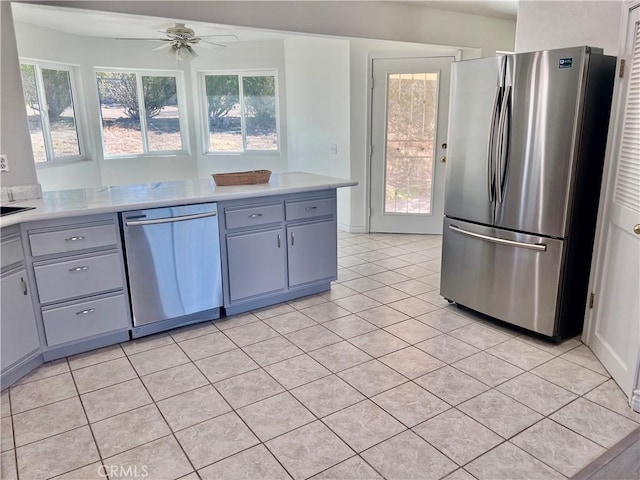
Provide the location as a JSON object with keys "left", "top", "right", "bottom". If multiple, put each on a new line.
{"left": 248, "top": 213, "right": 263, "bottom": 218}
{"left": 449, "top": 225, "right": 547, "bottom": 252}
{"left": 305, "top": 206, "right": 318, "bottom": 211}
{"left": 65, "top": 236, "right": 85, "bottom": 242}
{"left": 69, "top": 266, "right": 89, "bottom": 272}
{"left": 76, "top": 308, "right": 96, "bottom": 316}
{"left": 125, "top": 211, "right": 217, "bottom": 226}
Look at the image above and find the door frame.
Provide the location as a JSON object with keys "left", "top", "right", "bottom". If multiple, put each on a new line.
{"left": 583, "top": 0, "right": 640, "bottom": 408}
{"left": 364, "top": 49, "right": 461, "bottom": 234}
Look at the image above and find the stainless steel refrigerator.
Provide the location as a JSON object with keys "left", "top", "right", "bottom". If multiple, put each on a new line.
{"left": 441, "top": 46, "right": 615, "bottom": 340}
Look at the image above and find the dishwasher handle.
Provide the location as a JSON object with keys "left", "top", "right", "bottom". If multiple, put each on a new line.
{"left": 125, "top": 211, "right": 217, "bottom": 226}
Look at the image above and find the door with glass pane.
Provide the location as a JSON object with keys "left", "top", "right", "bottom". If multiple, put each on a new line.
{"left": 370, "top": 57, "right": 454, "bottom": 234}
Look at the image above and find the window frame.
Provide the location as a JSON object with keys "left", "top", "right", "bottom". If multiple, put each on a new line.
{"left": 94, "top": 67, "right": 190, "bottom": 159}
{"left": 199, "top": 69, "right": 281, "bottom": 155}
{"left": 20, "top": 59, "right": 87, "bottom": 166}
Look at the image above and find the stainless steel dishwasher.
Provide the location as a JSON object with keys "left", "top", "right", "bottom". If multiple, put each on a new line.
{"left": 121, "top": 203, "right": 222, "bottom": 338}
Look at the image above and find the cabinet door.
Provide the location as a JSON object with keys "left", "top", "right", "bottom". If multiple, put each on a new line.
{"left": 1, "top": 269, "right": 40, "bottom": 369}
{"left": 226, "top": 228, "right": 286, "bottom": 302}
{"left": 287, "top": 220, "right": 337, "bottom": 288}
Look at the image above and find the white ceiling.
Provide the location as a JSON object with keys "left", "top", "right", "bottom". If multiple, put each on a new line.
{"left": 10, "top": 3, "right": 294, "bottom": 43}
{"left": 12, "top": 1, "right": 518, "bottom": 43}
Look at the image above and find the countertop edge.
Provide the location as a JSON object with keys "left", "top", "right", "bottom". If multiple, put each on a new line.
{"left": 0, "top": 175, "right": 358, "bottom": 228}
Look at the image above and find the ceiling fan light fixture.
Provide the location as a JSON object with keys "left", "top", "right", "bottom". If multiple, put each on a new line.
{"left": 173, "top": 43, "right": 198, "bottom": 61}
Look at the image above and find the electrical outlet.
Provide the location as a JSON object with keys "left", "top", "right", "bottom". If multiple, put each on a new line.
{"left": 330, "top": 144, "right": 338, "bottom": 155}
{"left": 0, "top": 155, "right": 8, "bottom": 172}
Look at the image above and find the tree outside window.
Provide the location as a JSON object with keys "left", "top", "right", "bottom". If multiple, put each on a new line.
{"left": 20, "top": 62, "right": 82, "bottom": 163}
{"left": 96, "top": 71, "right": 185, "bottom": 156}
{"left": 203, "top": 72, "right": 278, "bottom": 153}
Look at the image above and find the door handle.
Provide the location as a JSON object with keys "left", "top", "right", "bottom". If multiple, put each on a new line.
{"left": 291, "top": 232, "right": 295, "bottom": 245}
{"left": 20, "top": 277, "right": 28, "bottom": 295}
{"left": 496, "top": 85, "right": 511, "bottom": 204}
{"left": 125, "top": 211, "right": 216, "bottom": 226}
{"left": 449, "top": 225, "right": 547, "bottom": 251}
{"left": 277, "top": 234, "right": 281, "bottom": 248}
{"left": 634, "top": 224, "right": 640, "bottom": 235}
{"left": 487, "top": 86, "right": 501, "bottom": 202}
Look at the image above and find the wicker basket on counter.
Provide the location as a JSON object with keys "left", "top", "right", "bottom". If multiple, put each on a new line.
{"left": 211, "top": 169, "right": 272, "bottom": 186}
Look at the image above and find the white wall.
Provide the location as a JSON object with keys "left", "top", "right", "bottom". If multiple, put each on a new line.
{"left": 192, "top": 40, "right": 288, "bottom": 178}
{"left": 32, "top": 1, "right": 516, "bottom": 56}
{"left": 284, "top": 36, "right": 351, "bottom": 228}
{"left": 515, "top": 0, "right": 624, "bottom": 55}
{"left": 14, "top": 22, "right": 288, "bottom": 191}
{"left": 1, "top": 2, "right": 37, "bottom": 188}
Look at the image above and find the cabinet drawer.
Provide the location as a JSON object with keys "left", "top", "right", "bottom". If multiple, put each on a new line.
{"left": 1, "top": 236, "right": 24, "bottom": 270}
{"left": 42, "top": 294, "right": 129, "bottom": 346}
{"left": 34, "top": 252, "right": 124, "bottom": 304}
{"left": 225, "top": 203, "right": 283, "bottom": 229}
{"left": 285, "top": 197, "right": 335, "bottom": 221}
{"left": 29, "top": 223, "right": 119, "bottom": 257}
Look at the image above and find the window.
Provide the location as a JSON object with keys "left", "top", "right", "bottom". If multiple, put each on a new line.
{"left": 20, "top": 61, "right": 83, "bottom": 163}
{"left": 202, "top": 71, "right": 279, "bottom": 153}
{"left": 95, "top": 70, "right": 186, "bottom": 157}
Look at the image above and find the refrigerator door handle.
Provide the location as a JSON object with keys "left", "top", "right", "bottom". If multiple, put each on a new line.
{"left": 486, "top": 87, "right": 502, "bottom": 202}
{"left": 495, "top": 85, "right": 512, "bottom": 203}
{"left": 449, "top": 225, "right": 547, "bottom": 251}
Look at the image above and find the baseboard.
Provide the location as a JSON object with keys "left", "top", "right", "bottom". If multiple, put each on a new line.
{"left": 338, "top": 223, "right": 367, "bottom": 233}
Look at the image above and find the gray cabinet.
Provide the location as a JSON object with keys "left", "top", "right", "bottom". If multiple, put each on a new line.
{"left": 1, "top": 227, "right": 42, "bottom": 389}
{"left": 227, "top": 227, "right": 286, "bottom": 302}
{"left": 220, "top": 190, "right": 338, "bottom": 315}
{"left": 287, "top": 219, "right": 337, "bottom": 288}
{"left": 22, "top": 214, "right": 131, "bottom": 360}
{"left": 1, "top": 269, "right": 39, "bottom": 368}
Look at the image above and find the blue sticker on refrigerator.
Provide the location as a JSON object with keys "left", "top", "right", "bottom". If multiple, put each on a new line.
{"left": 559, "top": 58, "right": 573, "bottom": 68}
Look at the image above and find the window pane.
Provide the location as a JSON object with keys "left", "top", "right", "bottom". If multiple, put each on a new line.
{"left": 42, "top": 69, "right": 81, "bottom": 158}
{"left": 205, "top": 75, "right": 241, "bottom": 151}
{"left": 243, "top": 76, "right": 277, "bottom": 150}
{"left": 96, "top": 72, "right": 143, "bottom": 155}
{"left": 384, "top": 73, "right": 438, "bottom": 214}
{"left": 20, "top": 64, "right": 47, "bottom": 163}
{"left": 142, "top": 76, "right": 182, "bottom": 151}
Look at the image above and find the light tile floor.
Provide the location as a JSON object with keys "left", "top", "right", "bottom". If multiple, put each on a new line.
{"left": 1, "top": 232, "right": 639, "bottom": 480}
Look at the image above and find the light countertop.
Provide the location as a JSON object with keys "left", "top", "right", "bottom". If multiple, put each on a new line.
{"left": 0, "top": 172, "right": 357, "bottom": 228}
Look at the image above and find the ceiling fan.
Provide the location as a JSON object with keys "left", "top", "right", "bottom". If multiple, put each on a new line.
{"left": 116, "top": 23, "right": 238, "bottom": 61}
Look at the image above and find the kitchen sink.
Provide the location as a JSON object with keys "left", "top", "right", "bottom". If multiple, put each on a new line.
{"left": 0, "top": 205, "right": 35, "bottom": 217}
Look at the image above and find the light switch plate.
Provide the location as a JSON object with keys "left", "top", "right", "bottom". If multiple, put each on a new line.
{"left": 0, "top": 155, "right": 8, "bottom": 172}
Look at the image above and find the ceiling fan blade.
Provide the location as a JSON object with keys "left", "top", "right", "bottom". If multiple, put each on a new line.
{"left": 115, "top": 37, "right": 170, "bottom": 42}
{"left": 199, "top": 39, "right": 228, "bottom": 47}
{"left": 198, "top": 34, "right": 239, "bottom": 40}
{"left": 152, "top": 43, "right": 172, "bottom": 52}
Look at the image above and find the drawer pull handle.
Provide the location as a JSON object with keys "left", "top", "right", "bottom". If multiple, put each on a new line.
{"left": 69, "top": 266, "right": 89, "bottom": 272}
{"left": 65, "top": 236, "right": 85, "bottom": 242}
{"left": 277, "top": 234, "right": 281, "bottom": 248}
{"left": 20, "top": 277, "right": 28, "bottom": 296}
{"left": 248, "top": 213, "right": 263, "bottom": 218}
{"left": 76, "top": 308, "right": 95, "bottom": 316}
{"left": 305, "top": 206, "right": 318, "bottom": 211}
{"left": 291, "top": 232, "right": 295, "bottom": 245}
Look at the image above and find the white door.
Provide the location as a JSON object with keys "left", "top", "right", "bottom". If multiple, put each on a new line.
{"left": 587, "top": 5, "right": 640, "bottom": 398}
{"left": 369, "top": 57, "right": 454, "bottom": 234}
